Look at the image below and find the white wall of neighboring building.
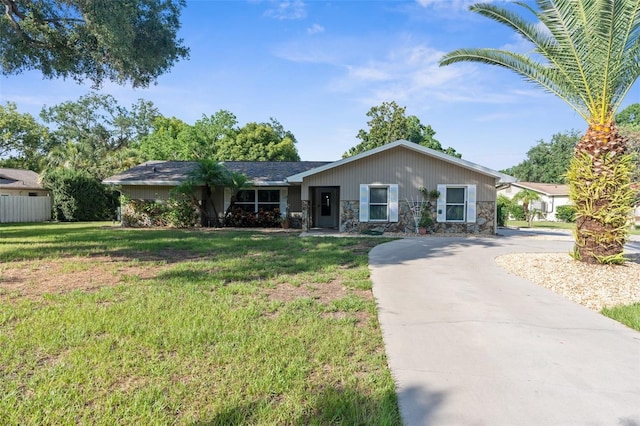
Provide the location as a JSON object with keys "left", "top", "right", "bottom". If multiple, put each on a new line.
{"left": 498, "top": 183, "right": 571, "bottom": 222}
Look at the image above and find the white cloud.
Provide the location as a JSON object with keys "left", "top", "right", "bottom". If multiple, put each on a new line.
{"left": 307, "top": 23, "right": 324, "bottom": 35}
{"left": 416, "top": 0, "right": 479, "bottom": 10}
{"left": 264, "top": 1, "right": 307, "bottom": 20}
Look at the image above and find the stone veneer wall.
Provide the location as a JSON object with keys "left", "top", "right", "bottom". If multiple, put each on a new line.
{"left": 301, "top": 200, "right": 310, "bottom": 230}
{"left": 339, "top": 200, "right": 495, "bottom": 235}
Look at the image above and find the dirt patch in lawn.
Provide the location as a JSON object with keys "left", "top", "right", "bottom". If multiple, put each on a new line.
{"left": 264, "top": 279, "right": 372, "bottom": 304}
{"left": 0, "top": 256, "right": 167, "bottom": 301}
{"left": 0, "top": 256, "right": 374, "bottom": 309}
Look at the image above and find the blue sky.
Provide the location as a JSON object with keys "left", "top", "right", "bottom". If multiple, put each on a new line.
{"left": 1, "top": 0, "right": 639, "bottom": 171}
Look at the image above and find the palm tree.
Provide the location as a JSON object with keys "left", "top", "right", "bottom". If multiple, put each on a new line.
{"left": 511, "top": 189, "right": 542, "bottom": 228}
{"left": 440, "top": 0, "right": 640, "bottom": 264}
{"left": 224, "top": 171, "right": 251, "bottom": 217}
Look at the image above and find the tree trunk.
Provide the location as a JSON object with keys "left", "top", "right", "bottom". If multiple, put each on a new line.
{"left": 568, "top": 123, "right": 635, "bottom": 264}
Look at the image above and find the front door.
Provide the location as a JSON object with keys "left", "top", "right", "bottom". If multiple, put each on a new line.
{"left": 314, "top": 187, "right": 338, "bottom": 228}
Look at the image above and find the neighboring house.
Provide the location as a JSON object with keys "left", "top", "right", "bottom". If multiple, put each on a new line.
{"left": 0, "top": 168, "right": 52, "bottom": 223}
{"left": 104, "top": 140, "right": 516, "bottom": 234}
{"left": 498, "top": 181, "right": 570, "bottom": 221}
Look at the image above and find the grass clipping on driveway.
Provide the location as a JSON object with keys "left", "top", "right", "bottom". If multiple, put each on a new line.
{"left": 0, "top": 223, "right": 400, "bottom": 425}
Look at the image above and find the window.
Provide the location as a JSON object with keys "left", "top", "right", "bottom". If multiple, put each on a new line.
{"left": 436, "top": 184, "right": 476, "bottom": 223}
{"left": 359, "top": 184, "right": 398, "bottom": 223}
{"left": 369, "top": 187, "right": 388, "bottom": 221}
{"left": 235, "top": 189, "right": 280, "bottom": 213}
{"left": 28, "top": 192, "right": 38, "bottom": 197}
{"left": 445, "top": 187, "right": 466, "bottom": 221}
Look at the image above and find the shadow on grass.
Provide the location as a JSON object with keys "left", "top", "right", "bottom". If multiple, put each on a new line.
{"left": 0, "top": 223, "right": 387, "bottom": 284}
{"left": 193, "top": 385, "right": 407, "bottom": 425}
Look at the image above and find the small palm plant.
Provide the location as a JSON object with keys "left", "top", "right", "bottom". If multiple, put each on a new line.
{"left": 511, "top": 189, "right": 542, "bottom": 228}
{"left": 440, "top": 0, "right": 640, "bottom": 264}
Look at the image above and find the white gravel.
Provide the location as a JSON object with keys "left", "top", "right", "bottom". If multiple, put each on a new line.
{"left": 495, "top": 235, "right": 640, "bottom": 311}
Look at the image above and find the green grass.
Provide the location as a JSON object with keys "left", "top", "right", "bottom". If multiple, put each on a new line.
{"left": 505, "top": 220, "right": 576, "bottom": 230}
{"left": 602, "top": 303, "right": 640, "bottom": 331}
{"left": 0, "top": 222, "right": 401, "bottom": 425}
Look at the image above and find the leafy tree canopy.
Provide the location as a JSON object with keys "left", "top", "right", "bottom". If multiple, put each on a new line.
{"left": 502, "top": 130, "right": 580, "bottom": 183}
{"left": 0, "top": 102, "right": 50, "bottom": 171}
{"left": 344, "top": 101, "right": 461, "bottom": 158}
{"left": 137, "top": 116, "right": 191, "bottom": 161}
{"left": 215, "top": 119, "right": 300, "bottom": 162}
{"left": 0, "top": 0, "right": 189, "bottom": 88}
{"left": 41, "top": 92, "right": 159, "bottom": 179}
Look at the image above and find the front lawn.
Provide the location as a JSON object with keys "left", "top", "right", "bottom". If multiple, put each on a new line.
{"left": 0, "top": 223, "right": 401, "bottom": 425}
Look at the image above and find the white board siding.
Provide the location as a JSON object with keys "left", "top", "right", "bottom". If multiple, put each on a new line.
{"left": 0, "top": 196, "right": 52, "bottom": 223}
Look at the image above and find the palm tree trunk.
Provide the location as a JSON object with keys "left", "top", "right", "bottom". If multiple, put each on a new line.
{"left": 568, "top": 123, "right": 635, "bottom": 264}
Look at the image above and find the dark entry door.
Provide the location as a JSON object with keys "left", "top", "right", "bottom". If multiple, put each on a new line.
{"left": 315, "top": 187, "right": 337, "bottom": 228}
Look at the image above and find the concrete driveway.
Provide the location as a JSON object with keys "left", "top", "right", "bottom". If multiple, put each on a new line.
{"left": 370, "top": 230, "right": 640, "bottom": 425}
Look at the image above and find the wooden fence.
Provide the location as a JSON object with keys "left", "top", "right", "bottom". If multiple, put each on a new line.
{"left": 0, "top": 196, "right": 52, "bottom": 223}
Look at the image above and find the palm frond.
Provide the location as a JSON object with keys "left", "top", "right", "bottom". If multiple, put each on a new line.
{"left": 440, "top": 48, "right": 591, "bottom": 120}
{"left": 441, "top": 0, "right": 640, "bottom": 125}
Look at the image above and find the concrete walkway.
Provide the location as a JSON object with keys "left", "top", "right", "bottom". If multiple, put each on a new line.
{"left": 370, "top": 231, "right": 640, "bottom": 425}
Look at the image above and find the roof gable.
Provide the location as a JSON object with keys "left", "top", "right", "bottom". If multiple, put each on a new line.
{"left": 286, "top": 140, "right": 516, "bottom": 184}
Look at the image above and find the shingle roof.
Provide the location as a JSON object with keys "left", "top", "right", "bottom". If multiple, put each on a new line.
{"left": 513, "top": 182, "right": 568, "bottom": 196}
{"left": 223, "top": 161, "right": 331, "bottom": 184}
{"left": 102, "top": 161, "right": 332, "bottom": 186}
{"left": 0, "top": 168, "right": 44, "bottom": 190}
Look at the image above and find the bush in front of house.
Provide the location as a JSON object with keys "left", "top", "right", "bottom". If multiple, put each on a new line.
{"left": 497, "top": 195, "right": 511, "bottom": 227}
{"left": 556, "top": 205, "right": 577, "bottom": 222}
{"left": 121, "top": 196, "right": 198, "bottom": 228}
{"left": 164, "top": 196, "right": 198, "bottom": 228}
{"left": 224, "top": 208, "right": 282, "bottom": 227}
{"left": 508, "top": 204, "right": 526, "bottom": 221}
{"left": 44, "top": 168, "right": 118, "bottom": 221}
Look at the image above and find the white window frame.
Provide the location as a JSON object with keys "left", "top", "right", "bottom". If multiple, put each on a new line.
{"left": 368, "top": 186, "right": 389, "bottom": 222}
{"left": 359, "top": 184, "right": 399, "bottom": 223}
{"left": 436, "top": 184, "right": 476, "bottom": 224}
{"left": 445, "top": 186, "right": 467, "bottom": 222}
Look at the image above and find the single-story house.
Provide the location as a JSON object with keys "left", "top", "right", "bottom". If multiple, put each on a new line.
{"left": 0, "top": 168, "right": 52, "bottom": 223}
{"left": 497, "top": 181, "right": 570, "bottom": 221}
{"left": 104, "top": 140, "right": 516, "bottom": 234}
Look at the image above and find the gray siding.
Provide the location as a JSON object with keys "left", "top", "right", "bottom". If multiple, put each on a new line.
{"left": 301, "top": 146, "right": 497, "bottom": 201}
{"left": 288, "top": 186, "right": 302, "bottom": 212}
{"left": 122, "top": 185, "right": 207, "bottom": 201}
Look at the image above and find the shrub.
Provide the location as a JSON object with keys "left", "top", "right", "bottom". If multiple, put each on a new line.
{"left": 496, "top": 195, "right": 511, "bottom": 227}
{"left": 556, "top": 205, "right": 577, "bottom": 222}
{"left": 508, "top": 204, "right": 526, "bottom": 221}
{"left": 164, "top": 196, "right": 198, "bottom": 228}
{"left": 224, "top": 208, "right": 282, "bottom": 227}
{"left": 121, "top": 197, "right": 198, "bottom": 228}
{"left": 121, "top": 199, "right": 169, "bottom": 227}
{"left": 44, "top": 168, "right": 118, "bottom": 221}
